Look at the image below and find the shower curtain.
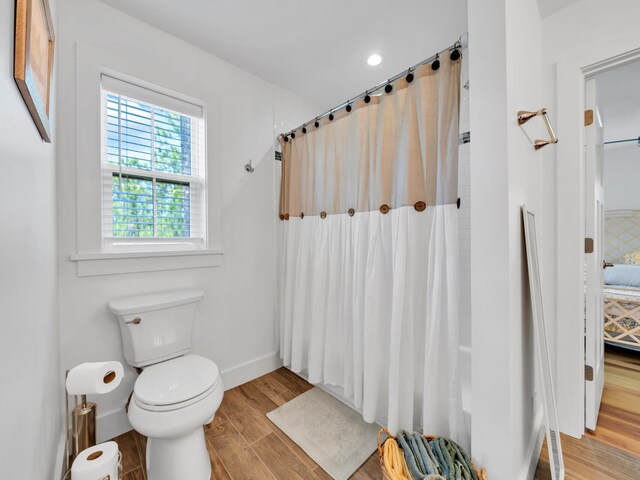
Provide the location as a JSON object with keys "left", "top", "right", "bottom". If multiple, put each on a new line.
{"left": 277, "top": 48, "right": 466, "bottom": 447}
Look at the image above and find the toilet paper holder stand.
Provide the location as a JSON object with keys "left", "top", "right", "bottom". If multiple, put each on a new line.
{"left": 64, "top": 367, "right": 123, "bottom": 478}
{"left": 65, "top": 369, "right": 99, "bottom": 475}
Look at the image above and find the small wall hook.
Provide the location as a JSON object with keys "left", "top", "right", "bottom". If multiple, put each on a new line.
{"left": 244, "top": 159, "right": 254, "bottom": 173}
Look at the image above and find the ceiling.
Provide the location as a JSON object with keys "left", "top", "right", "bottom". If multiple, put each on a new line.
{"left": 98, "top": 0, "right": 468, "bottom": 111}
{"left": 536, "top": 0, "right": 580, "bottom": 18}
{"left": 596, "top": 60, "right": 640, "bottom": 142}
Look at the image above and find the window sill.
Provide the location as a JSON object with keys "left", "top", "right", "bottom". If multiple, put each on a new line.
{"left": 70, "top": 248, "right": 224, "bottom": 277}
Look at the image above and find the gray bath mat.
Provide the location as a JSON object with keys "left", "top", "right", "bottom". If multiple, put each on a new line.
{"left": 267, "top": 387, "right": 380, "bottom": 480}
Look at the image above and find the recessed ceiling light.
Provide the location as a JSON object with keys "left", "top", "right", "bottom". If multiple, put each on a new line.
{"left": 367, "top": 54, "right": 383, "bottom": 66}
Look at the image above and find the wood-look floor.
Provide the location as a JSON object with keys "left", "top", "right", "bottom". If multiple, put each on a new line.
{"left": 114, "top": 367, "right": 382, "bottom": 480}
{"left": 534, "top": 346, "right": 640, "bottom": 479}
{"left": 114, "top": 347, "right": 639, "bottom": 480}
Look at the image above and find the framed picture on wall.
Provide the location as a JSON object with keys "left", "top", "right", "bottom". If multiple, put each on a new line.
{"left": 14, "top": 0, "right": 55, "bottom": 143}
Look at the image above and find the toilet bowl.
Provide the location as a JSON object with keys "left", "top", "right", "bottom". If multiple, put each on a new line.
{"left": 108, "top": 289, "right": 223, "bottom": 480}
{"left": 128, "top": 355, "right": 224, "bottom": 480}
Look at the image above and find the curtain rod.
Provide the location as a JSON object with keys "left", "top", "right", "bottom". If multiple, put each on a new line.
{"left": 604, "top": 137, "right": 640, "bottom": 146}
{"left": 277, "top": 34, "right": 466, "bottom": 141}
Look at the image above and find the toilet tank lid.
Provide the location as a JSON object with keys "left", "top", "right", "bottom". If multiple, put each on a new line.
{"left": 108, "top": 289, "right": 204, "bottom": 315}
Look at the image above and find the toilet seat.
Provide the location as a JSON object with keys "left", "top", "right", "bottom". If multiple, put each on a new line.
{"left": 134, "top": 379, "right": 221, "bottom": 412}
{"left": 134, "top": 354, "right": 221, "bottom": 412}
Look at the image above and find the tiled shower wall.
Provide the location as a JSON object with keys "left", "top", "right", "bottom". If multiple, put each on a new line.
{"left": 458, "top": 48, "right": 471, "bottom": 349}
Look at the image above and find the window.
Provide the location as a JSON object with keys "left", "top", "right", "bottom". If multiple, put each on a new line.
{"left": 101, "top": 76, "right": 206, "bottom": 251}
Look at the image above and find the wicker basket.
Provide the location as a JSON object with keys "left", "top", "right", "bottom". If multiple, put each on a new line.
{"left": 377, "top": 428, "right": 486, "bottom": 480}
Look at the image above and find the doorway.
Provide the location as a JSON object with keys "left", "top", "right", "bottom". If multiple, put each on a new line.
{"left": 583, "top": 62, "right": 640, "bottom": 454}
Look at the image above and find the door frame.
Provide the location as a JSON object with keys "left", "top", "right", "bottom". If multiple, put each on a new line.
{"left": 583, "top": 77, "right": 605, "bottom": 431}
{"left": 555, "top": 43, "right": 640, "bottom": 438}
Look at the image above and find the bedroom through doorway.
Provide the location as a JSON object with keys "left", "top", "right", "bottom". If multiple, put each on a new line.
{"left": 584, "top": 59, "right": 640, "bottom": 454}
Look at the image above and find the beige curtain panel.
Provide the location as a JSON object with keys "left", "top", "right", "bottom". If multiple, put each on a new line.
{"left": 279, "top": 49, "right": 461, "bottom": 220}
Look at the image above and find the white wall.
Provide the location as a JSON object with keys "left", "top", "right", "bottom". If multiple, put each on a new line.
{"left": 542, "top": 0, "right": 640, "bottom": 437}
{"left": 604, "top": 145, "right": 640, "bottom": 210}
{"left": 469, "top": 0, "right": 546, "bottom": 477}
{"left": 56, "top": 0, "right": 317, "bottom": 441}
{"left": 504, "top": 2, "right": 549, "bottom": 477}
{"left": 0, "top": 0, "right": 63, "bottom": 478}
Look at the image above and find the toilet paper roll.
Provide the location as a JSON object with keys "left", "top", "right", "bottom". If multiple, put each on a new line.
{"left": 71, "top": 441, "right": 119, "bottom": 480}
{"left": 66, "top": 361, "right": 124, "bottom": 396}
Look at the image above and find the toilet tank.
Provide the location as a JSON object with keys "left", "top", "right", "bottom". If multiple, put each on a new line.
{"left": 108, "top": 289, "right": 204, "bottom": 368}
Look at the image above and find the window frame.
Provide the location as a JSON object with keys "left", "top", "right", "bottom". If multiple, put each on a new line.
{"left": 100, "top": 77, "right": 208, "bottom": 253}
{"left": 70, "top": 43, "right": 223, "bottom": 277}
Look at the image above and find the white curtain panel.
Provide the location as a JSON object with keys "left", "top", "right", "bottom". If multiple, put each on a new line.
{"left": 278, "top": 204, "right": 467, "bottom": 448}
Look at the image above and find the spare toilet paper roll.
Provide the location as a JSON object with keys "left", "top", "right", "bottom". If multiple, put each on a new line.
{"left": 71, "top": 441, "right": 119, "bottom": 480}
{"left": 66, "top": 361, "right": 124, "bottom": 396}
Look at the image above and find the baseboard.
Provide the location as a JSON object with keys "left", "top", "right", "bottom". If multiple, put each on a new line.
{"left": 220, "top": 351, "right": 283, "bottom": 390}
{"left": 94, "top": 352, "right": 283, "bottom": 442}
{"left": 58, "top": 409, "right": 133, "bottom": 472}
{"left": 522, "top": 412, "right": 545, "bottom": 480}
{"left": 97, "top": 407, "right": 132, "bottom": 443}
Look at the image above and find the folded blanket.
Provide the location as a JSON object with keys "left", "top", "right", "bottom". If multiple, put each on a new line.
{"left": 419, "top": 436, "right": 440, "bottom": 472}
{"left": 397, "top": 431, "right": 446, "bottom": 480}
{"left": 431, "top": 438, "right": 451, "bottom": 478}
{"left": 412, "top": 433, "right": 438, "bottom": 475}
{"left": 382, "top": 437, "right": 413, "bottom": 480}
{"left": 427, "top": 437, "right": 478, "bottom": 480}
{"left": 387, "top": 430, "right": 477, "bottom": 480}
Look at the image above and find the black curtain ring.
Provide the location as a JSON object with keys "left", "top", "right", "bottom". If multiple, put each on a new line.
{"left": 346, "top": 104, "right": 352, "bottom": 113}
{"left": 291, "top": 132, "right": 295, "bottom": 139}
{"left": 329, "top": 113, "right": 334, "bottom": 121}
{"left": 364, "top": 94, "right": 371, "bottom": 103}
{"left": 406, "top": 71, "right": 414, "bottom": 83}
{"left": 315, "top": 120, "right": 320, "bottom": 128}
{"left": 384, "top": 83, "right": 393, "bottom": 93}
{"left": 432, "top": 54, "right": 440, "bottom": 71}
{"left": 450, "top": 49, "right": 461, "bottom": 61}
{"left": 302, "top": 126, "right": 307, "bottom": 134}
{"left": 284, "top": 136, "right": 289, "bottom": 142}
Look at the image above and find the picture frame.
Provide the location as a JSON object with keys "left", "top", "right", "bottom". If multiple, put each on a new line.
{"left": 522, "top": 205, "right": 565, "bottom": 480}
{"left": 14, "top": 0, "right": 55, "bottom": 143}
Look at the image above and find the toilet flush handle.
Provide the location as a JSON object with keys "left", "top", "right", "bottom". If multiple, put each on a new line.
{"left": 126, "top": 317, "right": 142, "bottom": 325}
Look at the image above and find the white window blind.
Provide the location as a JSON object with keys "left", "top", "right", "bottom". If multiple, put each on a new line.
{"left": 100, "top": 75, "right": 206, "bottom": 251}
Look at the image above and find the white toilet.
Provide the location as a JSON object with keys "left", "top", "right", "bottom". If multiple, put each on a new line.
{"left": 108, "top": 289, "right": 223, "bottom": 480}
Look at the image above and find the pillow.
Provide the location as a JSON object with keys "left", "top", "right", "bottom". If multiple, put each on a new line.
{"left": 604, "top": 264, "right": 640, "bottom": 288}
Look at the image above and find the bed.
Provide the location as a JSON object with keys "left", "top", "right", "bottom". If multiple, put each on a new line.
{"left": 603, "top": 210, "right": 640, "bottom": 351}
{"left": 604, "top": 285, "right": 640, "bottom": 350}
